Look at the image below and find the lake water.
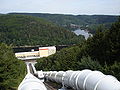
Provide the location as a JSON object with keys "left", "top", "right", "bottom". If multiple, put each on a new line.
{"left": 73, "top": 29, "right": 92, "bottom": 39}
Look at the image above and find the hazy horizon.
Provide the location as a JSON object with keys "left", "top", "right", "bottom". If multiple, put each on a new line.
{"left": 0, "top": 12, "right": 119, "bottom": 16}
{"left": 0, "top": 0, "right": 120, "bottom": 15}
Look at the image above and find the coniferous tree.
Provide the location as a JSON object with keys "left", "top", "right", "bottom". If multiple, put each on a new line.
{"left": 0, "top": 43, "right": 26, "bottom": 90}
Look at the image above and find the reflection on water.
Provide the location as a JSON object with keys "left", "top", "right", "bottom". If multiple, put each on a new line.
{"left": 73, "top": 29, "right": 92, "bottom": 39}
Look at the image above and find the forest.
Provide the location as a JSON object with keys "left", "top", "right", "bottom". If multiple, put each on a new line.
{"left": 0, "top": 14, "right": 85, "bottom": 89}
{"left": 0, "top": 14, "right": 85, "bottom": 46}
{"left": 9, "top": 13, "right": 118, "bottom": 33}
{"left": 36, "top": 17, "right": 120, "bottom": 81}
{"left": 0, "top": 43, "right": 26, "bottom": 90}
{"left": 0, "top": 13, "right": 119, "bottom": 89}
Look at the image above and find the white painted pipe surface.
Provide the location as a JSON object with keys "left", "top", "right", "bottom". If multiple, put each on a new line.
{"left": 44, "top": 69, "right": 120, "bottom": 90}
{"left": 18, "top": 73, "right": 47, "bottom": 90}
{"left": 31, "top": 63, "right": 37, "bottom": 74}
{"left": 55, "top": 71, "right": 65, "bottom": 83}
{"left": 37, "top": 70, "right": 44, "bottom": 82}
{"left": 18, "top": 63, "right": 47, "bottom": 90}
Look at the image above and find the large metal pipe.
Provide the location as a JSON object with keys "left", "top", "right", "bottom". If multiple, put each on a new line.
{"left": 18, "top": 73, "right": 47, "bottom": 90}
{"left": 31, "top": 63, "right": 37, "bottom": 74}
{"left": 44, "top": 69, "right": 120, "bottom": 90}
{"left": 18, "top": 63, "right": 47, "bottom": 90}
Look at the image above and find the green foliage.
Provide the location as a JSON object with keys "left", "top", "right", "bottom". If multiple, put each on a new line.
{"left": 78, "top": 56, "right": 102, "bottom": 70}
{"left": 0, "top": 43, "right": 26, "bottom": 90}
{"left": 36, "top": 17, "right": 120, "bottom": 80}
{"left": 36, "top": 46, "right": 81, "bottom": 71}
{"left": 9, "top": 13, "right": 118, "bottom": 33}
{"left": 0, "top": 14, "right": 85, "bottom": 46}
{"left": 36, "top": 46, "right": 102, "bottom": 71}
{"left": 102, "top": 62, "right": 120, "bottom": 81}
{"left": 85, "top": 18, "right": 120, "bottom": 64}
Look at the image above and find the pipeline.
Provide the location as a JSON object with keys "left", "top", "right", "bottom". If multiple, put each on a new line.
{"left": 30, "top": 62, "right": 44, "bottom": 82}
{"left": 18, "top": 63, "right": 47, "bottom": 90}
{"left": 30, "top": 63, "right": 37, "bottom": 75}
{"left": 44, "top": 69, "right": 120, "bottom": 90}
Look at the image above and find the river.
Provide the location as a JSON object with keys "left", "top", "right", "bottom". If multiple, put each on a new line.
{"left": 73, "top": 29, "right": 92, "bottom": 39}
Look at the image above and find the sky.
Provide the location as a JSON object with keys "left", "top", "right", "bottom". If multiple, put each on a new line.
{"left": 0, "top": 0, "right": 120, "bottom": 15}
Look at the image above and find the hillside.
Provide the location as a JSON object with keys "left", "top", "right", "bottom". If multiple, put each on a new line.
{"left": 36, "top": 17, "right": 120, "bottom": 80}
{"left": 9, "top": 13, "right": 118, "bottom": 33}
{"left": 0, "top": 43, "right": 26, "bottom": 89}
{"left": 0, "top": 14, "right": 85, "bottom": 46}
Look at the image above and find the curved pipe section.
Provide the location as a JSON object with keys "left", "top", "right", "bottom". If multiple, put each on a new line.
{"left": 18, "top": 63, "right": 47, "bottom": 90}
{"left": 18, "top": 73, "right": 47, "bottom": 90}
{"left": 44, "top": 69, "right": 120, "bottom": 90}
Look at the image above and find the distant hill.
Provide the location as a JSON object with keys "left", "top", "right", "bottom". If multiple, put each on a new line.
{"left": 0, "top": 14, "right": 85, "bottom": 46}
{"left": 9, "top": 13, "right": 118, "bottom": 33}
{"left": 36, "top": 17, "right": 120, "bottom": 80}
